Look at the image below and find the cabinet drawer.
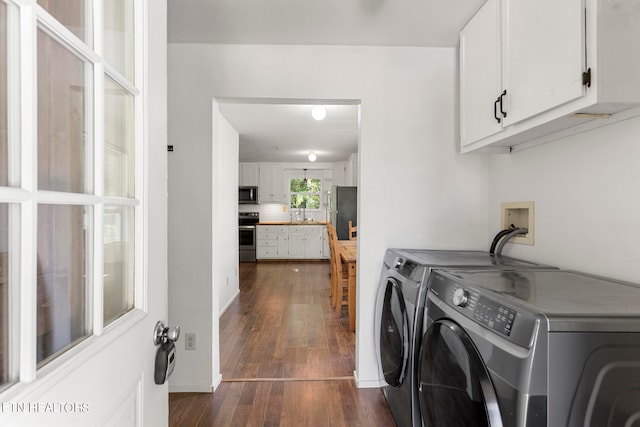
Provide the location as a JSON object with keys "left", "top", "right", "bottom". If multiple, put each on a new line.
{"left": 257, "top": 226, "right": 287, "bottom": 238}
{"left": 289, "top": 226, "right": 306, "bottom": 234}
{"left": 257, "top": 240, "right": 278, "bottom": 247}
{"left": 257, "top": 247, "right": 278, "bottom": 259}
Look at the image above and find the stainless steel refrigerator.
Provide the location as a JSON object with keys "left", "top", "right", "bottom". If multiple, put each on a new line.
{"left": 330, "top": 186, "right": 357, "bottom": 240}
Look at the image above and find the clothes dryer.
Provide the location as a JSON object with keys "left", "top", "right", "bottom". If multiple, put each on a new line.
{"left": 418, "top": 269, "right": 640, "bottom": 427}
{"left": 375, "top": 250, "right": 554, "bottom": 427}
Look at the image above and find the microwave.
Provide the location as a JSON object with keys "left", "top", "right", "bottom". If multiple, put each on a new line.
{"left": 239, "top": 186, "right": 258, "bottom": 204}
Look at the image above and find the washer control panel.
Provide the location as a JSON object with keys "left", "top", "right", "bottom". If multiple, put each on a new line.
{"left": 428, "top": 270, "right": 538, "bottom": 348}
{"left": 474, "top": 296, "right": 517, "bottom": 336}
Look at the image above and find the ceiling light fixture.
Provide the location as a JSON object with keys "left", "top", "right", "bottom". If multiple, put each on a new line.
{"left": 311, "top": 106, "right": 326, "bottom": 121}
{"left": 308, "top": 151, "right": 317, "bottom": 162}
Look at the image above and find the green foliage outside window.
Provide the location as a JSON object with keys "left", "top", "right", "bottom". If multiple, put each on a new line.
{"left": 290, "top": 178, "right": 321, "bottom": 209}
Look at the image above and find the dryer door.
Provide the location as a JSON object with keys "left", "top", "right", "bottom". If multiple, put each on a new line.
{"left": 417, "top": 319, "right": 503, "bottom": 427}
{"left": 377, "top": 277, "right": 410, "bottom": 387}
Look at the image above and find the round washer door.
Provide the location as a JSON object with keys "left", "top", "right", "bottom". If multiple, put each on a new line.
{"left": 418, "top": 319, "right": 503, "bottom": 427}
{"left": 378, "top": 277, "right": 410, "bottom": 387}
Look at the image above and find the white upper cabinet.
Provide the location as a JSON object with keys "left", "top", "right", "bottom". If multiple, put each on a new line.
{"left": 502, "top": 0, "right": 584, "bottom": 126}
{"left": 239, "top": 162, "right": 259, "bottom": 186}
{"left": 460, "top": 0, "right": 503, "bottom": 146}
{"left": 258, "top": 163, "right": 286, "bottom": 203}
{"left": 461, "top": 0, "right": 640, "bottom": 153}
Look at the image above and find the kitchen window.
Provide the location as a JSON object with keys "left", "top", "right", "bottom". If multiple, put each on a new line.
{"left": 289, "top": 172, "right": 322, "bottom": 210}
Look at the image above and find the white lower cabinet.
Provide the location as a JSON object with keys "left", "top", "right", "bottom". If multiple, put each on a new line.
{"left": 288, "top": 226, "right": 324, "bottom": 259}
{"left": 256, "top": 225, "right": 328, "bottom": 260}
{"left": 322, "top": 227, "right": 330, "bottom": 258}
{"left": 256, "top": 226, "right": 289, "bottom": 259}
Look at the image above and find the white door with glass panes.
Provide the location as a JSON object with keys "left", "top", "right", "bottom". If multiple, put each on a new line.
{"left": 0, "top": 1, "right": 168, "bottom": 426}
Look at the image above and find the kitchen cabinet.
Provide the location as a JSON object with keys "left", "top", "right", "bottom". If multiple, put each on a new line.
{"left": 239, "top": 162, "right": 259, "bottom": 186}
{"left": 257, "top": 225, "right": 328, "bottom": 260}
{"left": 258, "top": 164, "right": 287, "bottom": 203}
{"left": 256, "top": 225, "right": 289, "bottom": 259}
{"left": 460, "top": 0, "right": 640, "bottom": 153}
{"left": 459, "top": 0, "right": 503, "bottom": 145}
{"left": 288, "top": 226, "right": 324, "bottom": 259}
{"left": 322, "top": 227, "right": 330, "bottom": 258}
{"left": 345, "top": 153, "right": 358, "bottom": 186}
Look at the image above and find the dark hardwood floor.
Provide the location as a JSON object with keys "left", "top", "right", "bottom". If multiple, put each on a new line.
{"left": 169, "top": 261, "right": 395, "bottom": 426}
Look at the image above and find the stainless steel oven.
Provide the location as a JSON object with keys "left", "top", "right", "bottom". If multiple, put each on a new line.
{"left": 239, "top": 212, "right": 259, "bottom": 262}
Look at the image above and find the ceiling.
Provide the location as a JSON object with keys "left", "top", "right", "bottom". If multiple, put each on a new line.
{"left": 219, "top": 101, "right": 360, "bottom": 163}
{"left": 168, "top": 0, "right": 485, "bottom": 163}
{"left": 167, "top": 0, "right": 484, "bottom": 47}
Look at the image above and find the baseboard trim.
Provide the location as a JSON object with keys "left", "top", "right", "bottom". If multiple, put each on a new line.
{"left": 353, "top": 370, "right": 385, "bottom": 389}
{"left": 212, "top": 373, "right": 223, "bottom": 390}
{"left": 168, "top": 384, "right": 214, "bottom": 393}
{"left": 222, "top": 376, "right": 353, "bottom": 383}
{"left": 219, "top": 289, "right": 240, "bottom": 316}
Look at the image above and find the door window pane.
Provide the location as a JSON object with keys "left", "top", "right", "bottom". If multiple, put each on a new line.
{"left": 0, "top": 2, "right": 7, "bottom": 187}
{"left": 37, "top": 0, "right": 89, "bottom": 44}
{"left": 105, "top": 77, "right": 134, "bottom": 198}
{"left": 37, "top": 204, "right": 90, "bottom": 365}
{"left": 0, "top": 204, "right": 10, "bottom": 387}
{"left": 104, "top": 206, "right": 134, "bottom": 325}
{"left": 104, "top": 0, "right": 134, "bottom": 81}
{"left": 37, "top": 29, "right": 92, "bottom": 194}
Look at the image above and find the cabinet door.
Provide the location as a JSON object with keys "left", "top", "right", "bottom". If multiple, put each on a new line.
{"left": 259, "top": 164, "right": 286, "bottom": 203}
{"left": 460, "top": 0, "right": 503, "bottom": 146}
{"left": 288, "top": 230, "right": 305, "bottom": 258}
{"left": 502, "top": 0, "right": 584, "bottom": 126}
{"left": 277, "top": 232, "right": 289, "bottom": 257}
{"left": 240, "top": 162, "right": 259, "bottom": 186}
{"left": 304, "top": 226, "right": 323, "bottom": 258}
{"left": 322, "top": 226, "right": 330, "bottom": 258}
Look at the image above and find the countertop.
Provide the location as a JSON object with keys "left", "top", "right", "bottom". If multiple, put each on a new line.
{"left": 257, "top": 221, "right": 329, "bottom": 225}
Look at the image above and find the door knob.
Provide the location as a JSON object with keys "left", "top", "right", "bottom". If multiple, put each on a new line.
{"left": 153, "top": 321, "right": 181, "bottom": 346}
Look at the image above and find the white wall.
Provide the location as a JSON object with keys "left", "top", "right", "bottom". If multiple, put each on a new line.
{"left": 167, "top": 47, "right": 214, "bottom": 391}
{"left": 168, "top": 43, "right": 491, "bottom": 387}
{"left": 488, "top": 116, "right": 640, "bottom": 283}
{"left": 213, "top": 106, "right": 240, "bottom": 315}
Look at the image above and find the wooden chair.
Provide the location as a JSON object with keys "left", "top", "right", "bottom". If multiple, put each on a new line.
{"left": 348, "top": 220, "right": 357, "bottom": 240}
{"left": 327, "top": 224, "right": 348, "bottom": 312}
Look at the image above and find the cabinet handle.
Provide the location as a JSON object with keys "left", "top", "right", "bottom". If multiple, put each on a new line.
{"left": 494, "top": 97, "right": 501, "bottom": 123}
{"left": 499, "top": 90, "right": 507, "bottom": 118}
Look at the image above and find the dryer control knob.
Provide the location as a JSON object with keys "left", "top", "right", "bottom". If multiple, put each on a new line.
{"left": 452, "top": 288, "right": 469, "bottom": 307}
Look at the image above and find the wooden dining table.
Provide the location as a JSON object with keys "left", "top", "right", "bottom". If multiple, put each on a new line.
{"left": 337, "top": 240, "right": 357, "bottom": 331}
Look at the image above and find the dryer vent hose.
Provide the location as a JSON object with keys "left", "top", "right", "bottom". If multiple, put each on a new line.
{"left": 489, "top": 227, "right": 515, "bottom": 255}
{"left": 494, "top": 228, "right": 528, "bottom": 256}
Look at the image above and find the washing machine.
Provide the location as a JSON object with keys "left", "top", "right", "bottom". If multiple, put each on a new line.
{"left": 375, "top": 249, "right": 555, "bottom": 427}
{"left": 417, "top": 268, "right": 640, "bottom": 427}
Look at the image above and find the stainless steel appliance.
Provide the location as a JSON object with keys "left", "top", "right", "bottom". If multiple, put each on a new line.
{"left": 375, "top": 249, "right": 555, "bottom": 427}
{"left": 239, "top": 186, "right": 258, "bottom": 204}
{"left": 239, "top": 212, "right": 259, "bottom": 262}
{"left": 329, "top": 185, "right": 356, "bottom": 240}
{"left": 418, "top": 269, "right": 640, "bottom": 427}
